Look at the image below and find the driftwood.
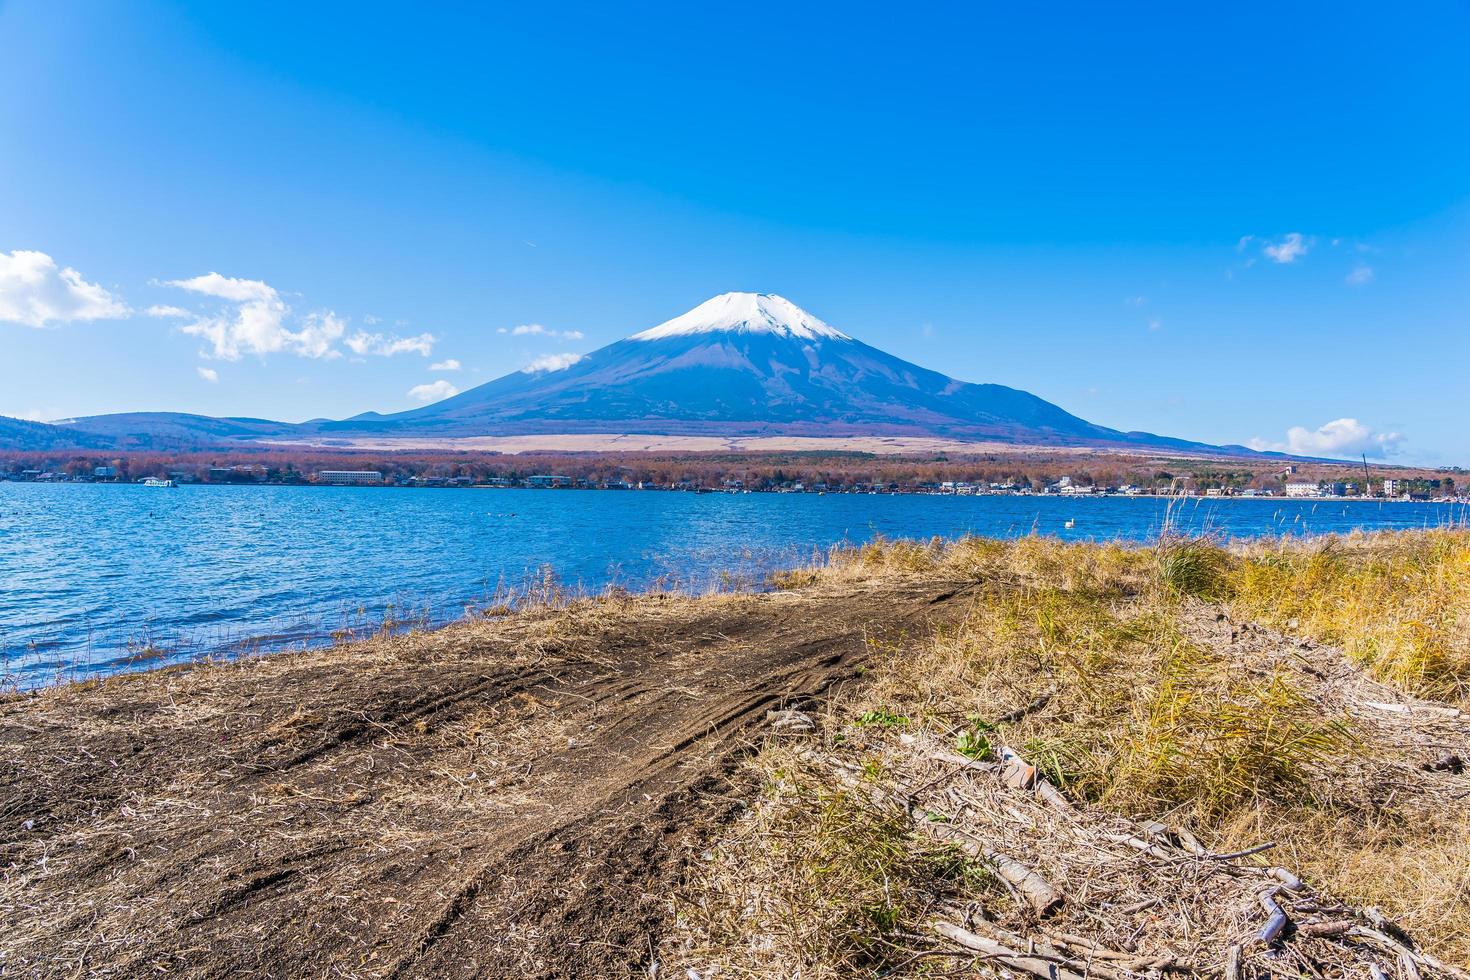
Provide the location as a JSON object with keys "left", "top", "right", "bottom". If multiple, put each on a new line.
{"left": 933, "top": 920, "right": 1088, "bottom": 980}
{"left": 926, "top": 744, "right": 1075, "bottom": 812}
{"left": 800, "top": 730, "right": 1463, "bottom": 980}
{"left": 804, "top": 747, "right": 1065, "bottom": 915}
{"left": 925, "top": 820, "right": 1064, "bottom": 915}
{"left": 1270, "top": 867, "right": 1304, "bottom": 891}
{"left": 1350, "top": 927, "right": 1470, "bottom": 980}
{"left": 1297, "top": 920, "right": 1355, "bottom": 937}
{"left": 1256, "top": 887, "right": 1289, "bottom": 944}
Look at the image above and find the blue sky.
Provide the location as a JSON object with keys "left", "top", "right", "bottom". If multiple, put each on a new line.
{"left": 1, "top": 1, "right": 1466, "bottom": 463}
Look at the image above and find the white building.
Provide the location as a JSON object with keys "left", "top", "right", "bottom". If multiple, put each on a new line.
{"left": 1284, "top": 482, "right": 1321, "bottom": 498}
{"left": 316, "top": 470, "right": 384, "bottom": 486}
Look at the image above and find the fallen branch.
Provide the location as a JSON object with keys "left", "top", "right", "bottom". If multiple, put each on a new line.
{"left": 933, "top": 920, "right": 1088, "bottom": 980}
{"left": 1257, "top": 888, "right": 1289, "bottom": 945}
{"left": 1350, "top": 927, "right": 1470, "bottom": 980}
{"left": 924, "top": 820, "right": 1064, "bottom": 915}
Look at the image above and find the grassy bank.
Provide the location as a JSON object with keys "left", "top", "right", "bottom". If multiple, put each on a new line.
{"left": 674, "top": 530, "right": 1470, "bottom": 976}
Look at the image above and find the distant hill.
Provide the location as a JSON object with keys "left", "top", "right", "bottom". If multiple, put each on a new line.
{"left": 46, "top": 413, "right": 296, "bottom": 449}
{"left": 29, "top": 292, "right": 1262, "bottom": 456}
{"left": 0, "top": 415, "right": 118, "bottom": 451}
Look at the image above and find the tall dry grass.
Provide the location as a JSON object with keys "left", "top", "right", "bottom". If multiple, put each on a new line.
{"left": 1228, "top": 529, "right": 1470, "bottom": 703}
{"left": 693, "top": 530, "right": 1470, "bottom": 972}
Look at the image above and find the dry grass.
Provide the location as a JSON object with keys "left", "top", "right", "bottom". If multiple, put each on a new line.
{"left": 679, "top": 746, "right": 995, "bottom": 976}
{"left": 1229, "top": 529, "right": 1470, "bottom": 702}
{"left": 677, "top": 530, "right": 1470, "bottom": 976}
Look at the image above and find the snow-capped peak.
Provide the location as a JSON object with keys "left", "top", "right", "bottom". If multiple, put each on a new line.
{"left": 630, "top": 292, "right": 852, "bottom": 342}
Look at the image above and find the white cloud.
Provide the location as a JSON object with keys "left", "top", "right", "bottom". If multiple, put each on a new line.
{"left": 0, "top": 249, "right": 129, "bottom": 327}
{"left": 1248, "top": 418, "right": 1404, "bottom": 459}
{"left": 1346, "top": 265, "right": 1374, "bottom": 286}
{"left": 499, "top": 323, "right": 584, "bottom": 340}
{"left": 167, "top": 271, "right": 278, "bottom": 303}
{"left": 294, "top": 311, "right": 348, "bottom": 359}
{"left": 430, "top": 358, "right": 462, "bottom": 371}
{"left": 523, "top": 352, "right": 583, "bottom": 373}
{"left": 146, "top": 304, "right": 192, "bottom": 318}
{"left": 1147, "top": 318, "right": 1163, "bottom": 332}
{"left": 363, "top": 314, "right": 381, "bottom": 325}
{"left": 1261, "top": 232, "right": 1312, "bottom": 264}
{"left": 344, "top": 330, "right": 436, "bottom": 357}
{"left": 197, "top": 366, "right": 219, "bottom": 383}
{"left": 407, "top": 379, "right": 459, "bottom": 403}
{"left": 164, "top": 272, "right": 363, "bottom": 361}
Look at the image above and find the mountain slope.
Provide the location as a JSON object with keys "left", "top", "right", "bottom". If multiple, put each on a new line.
{"left": 48, "top": 292, "right": 1255, "bottom": 455}
{"left": 49, "top": 413, "right": 296, "bottom": 449}
{"left": 313, "top": 292, "right": 1235, "bottom": 452}
{"left": 0, "top": 415, "right": 118, "bottom": 451}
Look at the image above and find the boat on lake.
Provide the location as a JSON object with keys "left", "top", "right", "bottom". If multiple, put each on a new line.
{"left": 142, "top": 478, "right": 176, "bottom": 488}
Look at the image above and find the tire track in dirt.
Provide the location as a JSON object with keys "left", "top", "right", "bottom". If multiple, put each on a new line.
{"left": 0, "top": 579, "right": 972, "bottom": 978}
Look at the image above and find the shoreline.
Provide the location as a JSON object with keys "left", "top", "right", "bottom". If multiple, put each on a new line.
{"left": 2, "top": 531, "right": 1466, "bottom": 976}
{"left": 5, "top": 478, "right": 1464, "bottom": 503}
{"left": 5, "top": 508, "right": 1468, "bottom": 693}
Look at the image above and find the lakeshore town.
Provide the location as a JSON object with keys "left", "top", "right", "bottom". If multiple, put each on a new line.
{"left": 2, "top": 456, "right": 1463, "bottom": 502}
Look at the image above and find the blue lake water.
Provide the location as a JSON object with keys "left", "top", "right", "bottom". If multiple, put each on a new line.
{"left": 0, "top": 482, "right": 1463, "bottom": 687}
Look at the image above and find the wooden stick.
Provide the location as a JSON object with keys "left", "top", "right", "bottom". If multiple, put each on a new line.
{"left": 1257, "top": 888, "right": 1288, "bottom": 945}
{"left": 925, "top": 821, "right": 1064, "bottom": 915}
{"left": 933, "top": 921, "right": 1088, "bottom": 980}
{"left": 1350, "top": 928, "right": 1470, "bottom": 980}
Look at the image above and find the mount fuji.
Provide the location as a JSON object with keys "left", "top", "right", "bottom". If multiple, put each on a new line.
{"left": 36, "top": 292, "right": 1251, "bottom": 454}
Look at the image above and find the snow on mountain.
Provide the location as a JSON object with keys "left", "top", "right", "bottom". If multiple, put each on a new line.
{"left": 52, "top": 291, "right": 1259, "bottom": 456}
{"left": 630, "top": 292, "right": 851, "bottom": 342}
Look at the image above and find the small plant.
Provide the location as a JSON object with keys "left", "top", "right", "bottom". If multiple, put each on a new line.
{"left": 856, "top": 708, "right": 908, "bottom": 728}
{"left": 954, "top": 728, "right": 991, "bottom": 760}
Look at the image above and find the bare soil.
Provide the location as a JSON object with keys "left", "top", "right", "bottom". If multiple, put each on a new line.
{"left": 0, "top": 578, "right": 973, "bottom": 978}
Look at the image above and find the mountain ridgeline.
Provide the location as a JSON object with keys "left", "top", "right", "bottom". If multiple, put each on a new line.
{"left": 12, "top": 293, "right": 1253, "bottom": 454}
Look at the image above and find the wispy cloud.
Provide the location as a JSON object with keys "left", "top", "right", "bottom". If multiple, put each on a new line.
{"left": 429, "top": 358, "right": 461, "bottom": 371}
{"left": 1345, "top": 265, "right": 1374, "bottom": 286}
{"left": 197, "top": 366, "right": 219, "bottom": 383}
{"left": 146, "top": 304, "right": 192, "bottom": 318}
{"left": 498, "top": 323, "right": 584, "bottom": 340}
{"left": 0, "top": 249, "right": 129, "bottom": 328}
{"left": 1261, "top": 232, "right": 1312, "bottom": 264}
{"left": 344, "top": 330, "right": 436, "bottom": 357}
{"left": 522, "top": 352, "right": 583, "bottom": 373}
{"left": 407, "top": 379, "right": 459, "bottom": 403}
{"left": 1248, "top": 417, "right": 1403, "bottom": 458}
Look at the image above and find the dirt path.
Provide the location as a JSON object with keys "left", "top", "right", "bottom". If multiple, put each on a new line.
{"left": 0, "top": 578, "right": 973, "bottom": 978}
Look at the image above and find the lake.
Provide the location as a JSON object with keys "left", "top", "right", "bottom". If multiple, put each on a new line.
{"left": 1, "top": 482, "right": 1462, "bottom": 687}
